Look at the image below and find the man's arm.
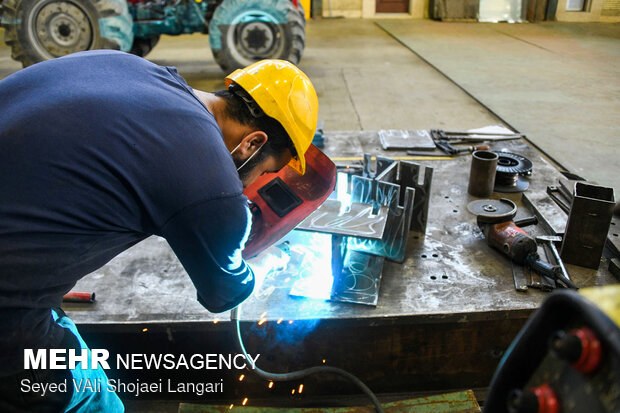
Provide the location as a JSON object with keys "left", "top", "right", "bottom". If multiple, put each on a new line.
{"left": 159, "top": 195, "right": 255, "bottom": 313}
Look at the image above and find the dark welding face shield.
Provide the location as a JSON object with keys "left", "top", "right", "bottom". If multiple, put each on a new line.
{"left": 242, "top": 144, "right": 336, "bottom": 259}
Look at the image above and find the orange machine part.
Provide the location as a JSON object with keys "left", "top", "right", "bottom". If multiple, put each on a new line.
{"left": 242, "top": 144, "right": 336, "bottom": 259}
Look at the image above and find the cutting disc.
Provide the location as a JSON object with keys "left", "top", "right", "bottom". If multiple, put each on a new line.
{"left": 467, "top": 198, "right": 517, "bottom": 223}
{"left": 495, "top": 152, "right": 533, "bottom": 176}
{"left": 494, "top": 173, "right": 530, "bottom": 193}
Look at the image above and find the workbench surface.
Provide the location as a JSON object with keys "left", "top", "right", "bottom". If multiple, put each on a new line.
{"left": 67, "top": 132, "right": 618, "bottom": 326}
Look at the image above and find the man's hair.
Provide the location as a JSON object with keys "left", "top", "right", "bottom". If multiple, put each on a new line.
{"left": 214, "top": 86, "right": 297, "bottom": 162}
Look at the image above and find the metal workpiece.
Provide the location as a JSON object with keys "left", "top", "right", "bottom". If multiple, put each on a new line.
{"left": 546, "top": 178, "right": 620, "bottom": 259}
{"left": 297, "top": 199, "right": 389, "bottom": 240}
{"left": 610, "top": 258, "right": 620, "bottom": 280}
{"left": 399, "top": 161, "right": 433, "bottom": 233}
{"left": 65, "top": 132, "right": 617, "bottom": 331}
{"left": 546, "top": 185, "right": 571, "bottom": 213}
{"left": 347, "top": 175, "right": 415, "bottom": 264}
{"left": 331, "top": 249, "right": 385, "bottom": 306}
{"left": 522, "top": 192, "right": 566, "bottom": 236}
{"left": 361, "top": 154, "right": 433, "bottom": 233}
{"left": 560, "top": 182, "right": 615, "bottom": 269}
{"left": 467, "top": 150, "right": 498, "bottom": 197}
{"left": 511, "top": 262, "right": 528, "bottom": 292}
{"left": 378, "top": 129, "right": 436, "bottom": 150}
{"left": 609, "top": 214, "right": 620, "bottom": 257}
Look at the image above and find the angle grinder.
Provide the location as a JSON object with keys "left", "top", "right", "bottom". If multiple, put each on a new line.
{"left": 468, "top": 198, "right": 577, "bottom": 289}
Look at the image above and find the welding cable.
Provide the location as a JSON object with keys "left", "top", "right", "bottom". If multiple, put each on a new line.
{"left": 230, "top": 306, "right": 385, "bottom": 413}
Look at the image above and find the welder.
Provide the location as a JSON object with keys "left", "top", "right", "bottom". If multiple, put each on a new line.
{"left": 0, "top": 51, "right": 318, "bottom": 412}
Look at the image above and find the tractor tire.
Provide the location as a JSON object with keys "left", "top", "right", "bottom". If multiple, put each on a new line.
{"left": 130, "top": 35, "right": 159, "bottom": 57}
{"left": 209, "top": 0, "right": 305, "bottom": 73}
{"left": 0, "top": 0, "right": 133, "bottom": 67}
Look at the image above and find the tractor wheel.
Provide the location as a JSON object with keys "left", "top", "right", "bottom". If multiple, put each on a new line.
{"left": 130, "top": 35, "right": 159, "bottom": 57}
{"left": 209, "top": 0, "right": 305, "bottom": 73}
{"left": 0, "top": 0, "right": 134, "bottom": 67}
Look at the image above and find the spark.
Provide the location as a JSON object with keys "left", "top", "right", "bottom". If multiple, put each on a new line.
{"left": 322, "top": 359, "right": 326, "bottom": 364}
{"left": 288, "top": 320, "right": 294, "bottom": 324}
{"left": 284, "top": 277, "right": 291, "bottom": 283}
{"left": 299, "top": 384, "right": 304, "bottom": 393}
{"left": 260, "top": 312, "right": 267, "bottom": 318}
{"left": 291, "top": 389, "right": 296, "bottom": 395}
{"left": 242, "top": 398, "right": 248, "bottom": 406}
{"left": 258, "top": 319, "right": 266, "bottom": 326}
{"left": 268, "top": 381, "right": 274, "bottom": 389}
{"left": 277, "top": 318, "right": 283, "bottom": 324}
{"left": 142, "top": 328, "right": 148, "bottom": 332}
{"left": 238, "top": 374, "right": 245, "bottom": 381}
{"left": 213, "top": 320, "right": 219, "bottom": 324}
{"left": 229, "top": 404, "right": 234, "bottom": 410}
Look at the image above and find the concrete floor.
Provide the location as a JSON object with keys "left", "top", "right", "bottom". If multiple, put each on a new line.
{"left": 1, "top": 20, "right": 617, "bottom": 189}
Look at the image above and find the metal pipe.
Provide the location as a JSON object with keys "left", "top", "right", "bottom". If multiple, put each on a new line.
{"left": 468, "top": 150, "right": 498, "bottom": 197}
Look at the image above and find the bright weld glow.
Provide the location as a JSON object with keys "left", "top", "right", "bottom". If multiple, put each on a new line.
{"left": 277, "top": 318, "right": 283, "bottom": 324}
{"left": 247, "top": 245, "right": 291, "bottom": 284}
{"left": 268, "top": 381, "right": 274, "bottom": 389}
{"left": 299, "top": 384, "right": 304, "bottom": 393}
{"left": 288, "top": 320, "right": 294, "bottom": 324}
{"left": 242, "top": 398, "right": 248, "bottom": 406}
{"left": 336, "top": 171, "right": 352, "bottom": 213}
{"left": 258, "top": 319, "right": 266, "bottom": 326}
{"left": 322, "top": 359, "right": 326, "bottom": 364}
{"left": 213, "top": 320, "right": 219, "bottom": 324}
{"left": 289, "top": 232, "right": 334, "bottom": 300}
{"left": 239, "top": 374, "right": 245, "bottom": 381}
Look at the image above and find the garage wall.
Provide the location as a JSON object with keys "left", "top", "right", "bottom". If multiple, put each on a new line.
{"left": 555, "top": 0, "right": 620, "bottom": 20}
{"left": 322, "top": 0, "right": 429, "bottom": 18}
{"left": 321, "top": 0, "right": 619, "bottom": 20}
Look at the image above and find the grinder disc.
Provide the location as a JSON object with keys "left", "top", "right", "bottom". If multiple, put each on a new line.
{"left": 495, "top": 152, "right": 533, "bottom": 176}
{"left": 467, "top": 198, "right": 517, "bottom": 223}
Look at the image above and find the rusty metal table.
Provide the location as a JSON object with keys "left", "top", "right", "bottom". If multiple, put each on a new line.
{"left": 66, "top": 131, "right": 618, "bottom": 401}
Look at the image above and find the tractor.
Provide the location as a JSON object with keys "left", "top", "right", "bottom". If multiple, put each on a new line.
{"left": 0, "top": 0, "right": 306, "bottom": 71}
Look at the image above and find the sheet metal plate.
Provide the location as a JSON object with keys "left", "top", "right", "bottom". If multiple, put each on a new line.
{"left": 297, "top": 199, "right": 389, "bottom": 240}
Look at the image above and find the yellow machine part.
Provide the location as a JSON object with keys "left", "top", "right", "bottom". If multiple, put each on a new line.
{"left": 580, "top": 284, "right": 620, "bottom": 328}
{"left": 300, "top": 0, "right": 310, "bottom": 18}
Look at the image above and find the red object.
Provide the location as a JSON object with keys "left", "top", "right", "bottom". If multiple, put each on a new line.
{"left": 485, "top": 220, "right": 537, "bottom": 264}
{"left": 63, "top": 292, "right": 96, "bottom": 303}
{"left": 242, "top": 144, "right": 336, "bottom": 258}
{"left": 532, "top": 384, "right": 560, "bottom": 413}
{"left": 572, "top": 327, "right": 602, "bottom": 374}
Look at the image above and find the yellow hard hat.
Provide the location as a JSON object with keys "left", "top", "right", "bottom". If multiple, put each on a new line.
{"left": 225, "top": 59, "right": 318, "bottom": 175}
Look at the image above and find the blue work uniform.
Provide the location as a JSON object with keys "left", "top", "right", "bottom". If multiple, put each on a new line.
{"left": 0, "top": 50, "right": 255, "bottom": 411}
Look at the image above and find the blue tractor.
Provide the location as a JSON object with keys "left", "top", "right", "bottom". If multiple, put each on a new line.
{"left": 0, "top": 0, "right": 306, "bottom": 71}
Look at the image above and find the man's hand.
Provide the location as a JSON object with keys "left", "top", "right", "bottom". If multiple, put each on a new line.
{"left": 246, "top": 243, "right": 291, "bottom": 292}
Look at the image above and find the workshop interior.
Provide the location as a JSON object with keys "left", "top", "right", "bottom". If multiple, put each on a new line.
{"left": 1, "top": 0, "right": 619, "bottom": 412}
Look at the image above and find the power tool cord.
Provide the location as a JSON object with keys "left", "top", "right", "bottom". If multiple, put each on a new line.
{"left": 230, "top": 306, "right": 385, "bottom": 413}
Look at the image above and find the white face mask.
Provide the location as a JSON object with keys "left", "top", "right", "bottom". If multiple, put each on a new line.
{"left": 230, "top": 141, "right": 264, "bottom": 172}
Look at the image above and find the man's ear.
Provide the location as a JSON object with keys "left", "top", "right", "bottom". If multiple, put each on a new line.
{"left": 238, "top": 131, "right": 268, "bottom": 157}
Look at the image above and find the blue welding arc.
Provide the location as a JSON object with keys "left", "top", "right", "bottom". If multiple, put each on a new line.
{"left": 230, "top": 305, "right": 385, "bottom": 413}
